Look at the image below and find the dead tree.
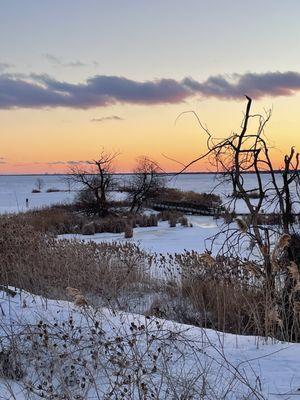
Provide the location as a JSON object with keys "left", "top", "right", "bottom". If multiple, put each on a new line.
{"left": 128, "top": 156, "right": 164, "bottom": 213}
{"left": 177, "top": 97, "right": 300, "bottom": 339}
{"left": 69, "top": 151, "right": 118, "bottom": 217}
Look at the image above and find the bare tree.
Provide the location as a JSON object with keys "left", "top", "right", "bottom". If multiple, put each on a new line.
{"left": 35, "top": 178, "right": 45, "bottom": 191}
{"left": 128, "top": 156, "right": 165, "bottom": 213}
{"left": 177, "top": 97, "right": 300, "bottom": 340}
{"left": 69, "top": 151, "right": 118, "bottom": 217}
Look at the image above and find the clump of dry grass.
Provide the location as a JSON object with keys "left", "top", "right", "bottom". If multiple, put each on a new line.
{"left": 124, "top": 224, "right": 133, "bottom": 238}
{"left": 278, "top": 233, "right": 291, "bottom": 249}
{"left": 164, "top": 252, "right": 267, "bottom": 335}
{"left": 169, "top": 215, "right": 177, "bottom": 228}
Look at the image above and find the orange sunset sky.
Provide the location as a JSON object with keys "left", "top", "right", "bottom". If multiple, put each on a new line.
{"left": 1, "top": 1, "right": 300, "bottom": 174}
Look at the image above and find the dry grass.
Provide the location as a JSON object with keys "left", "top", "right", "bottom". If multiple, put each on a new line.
{"left": 0, "top": 216, "right": 150, "bottom": 303}
{"left": 8, "top": 206, "right": 84, "bottom": 235}
{"left": 170, "top": 252, "right": 266, "bottom": 335}
{"left": 1, "top": 211, "right": 300, "bottom": 341}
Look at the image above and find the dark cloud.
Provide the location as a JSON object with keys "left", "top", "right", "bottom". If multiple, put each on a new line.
{"left": 183, "top": 72, "right": 300, "bottom": 99}
{"left": 2, "top": 71, "right": 300, "bottom": 110}
{"left": 91, "top": 115, "right": 124, "bottom": 122}
{"left": 0, "top": 74, "right": 191, "bottom": 109}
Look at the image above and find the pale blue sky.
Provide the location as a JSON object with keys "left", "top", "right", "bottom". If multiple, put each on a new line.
{"left": 1, "top": 0, "right": 300, "bottom": 81}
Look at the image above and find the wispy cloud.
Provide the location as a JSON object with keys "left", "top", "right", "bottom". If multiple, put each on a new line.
{"left": 43, "top": 53, "right": 86, "bottom": 68}
{"left": 66, "top": 160, "right": 88, "bottom": 165}
{"left": 0, "top": 63, "right": 13, "bottom": 72}
{"left": 47, "top": 161, "right": 66, "bottom": 165}
{"left": 2, "top": 71, "right": 300, "bottom": 110}
{"left": 47, "top": 160, "right": 88, "bottom": 165}
{"left": 91, "top": 115, "right": 124, "bottom": 122}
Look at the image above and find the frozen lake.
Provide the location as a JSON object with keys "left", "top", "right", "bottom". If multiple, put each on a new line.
{"left": 0, "top": 172, "right": 297, "bottom": 214}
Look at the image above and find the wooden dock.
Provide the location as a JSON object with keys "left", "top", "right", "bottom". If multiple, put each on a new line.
{"left": 150, "top": 200, "right": 221, "bottom": 216}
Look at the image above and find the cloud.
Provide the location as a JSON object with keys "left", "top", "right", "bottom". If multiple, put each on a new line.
{"left": 0, "top": 63, "right": 13, "bottom": 72}
{"left": 43, "top": 53, "right": 86, "bottom": 68}
{"left": 2, "top": 71, "right": 300, "bottom": 110}
{"left": 91, "top": 115, "right": 124, "bottom": 122}
{"left": 66, "top": 160, "right": 88, "bottom": 165}
{"left": 43, "top": 53, "right": 62, "bottom": 64}
{"left": 0, "top": 74, "right": 191, "bottom": 109}
{"left": 47, "top": 160, "right": 88, "bottom": 165}
{"left": 47, "top": 161, "right": 66, "bottom": 165}
{"left": 183, "top": 72, "right": 300, "bottom": 99}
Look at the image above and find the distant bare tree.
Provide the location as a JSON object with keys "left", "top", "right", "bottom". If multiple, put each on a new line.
{"left": 128, "top": 156, "right": 165, "bottom": 213}
{"left": 69, "top": 151, "right": 118, "bottom": 217}
{"left": 35, "top": 178, "right": 45, "bottom": 191}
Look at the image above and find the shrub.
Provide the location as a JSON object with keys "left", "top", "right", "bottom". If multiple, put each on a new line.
{"left": 31, "top": 189, "right": 40, "bottom": 193}
{"left": 231, "top": 190, "right": 266, "bottom": 199}
{"left": 179, "top": 216, "right": 189, "bottom": 226}
{"left": 157, "top": 188, "right": 222, "bottom": 207}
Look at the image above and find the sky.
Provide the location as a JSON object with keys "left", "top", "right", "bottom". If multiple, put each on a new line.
{"left": 1, "top": 0, "right": 300, "bottom": 173}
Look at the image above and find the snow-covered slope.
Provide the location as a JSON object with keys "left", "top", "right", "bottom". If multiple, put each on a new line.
{"left": 0, "top": 289, "right": 299, "bottom": 399}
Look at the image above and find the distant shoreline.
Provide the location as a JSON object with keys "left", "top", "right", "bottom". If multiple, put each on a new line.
{"left": 0, "top": 170, "right": 295, "bottom": 177}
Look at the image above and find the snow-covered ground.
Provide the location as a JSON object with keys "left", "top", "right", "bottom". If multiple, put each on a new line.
{"left": 0, "top": 288, "right": 299, "bottom": 399}
{"left": 61, "top": 216, "right": 221, "bottom": 255}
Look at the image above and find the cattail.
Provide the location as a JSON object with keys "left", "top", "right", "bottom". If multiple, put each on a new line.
{"left": 244, "top": 262, "right": 261, "bottom": 278}
{"left": 66, "top": 286, "right": 81, "bottom": 298}
{"left": 288, "top": 262, "right": 300, "bottom": 281}
{"left": 261, "top": 244, "right": 269, "bottom": 256}
{"left": 277, "top": 234, "right": 291, "bottom": 250}
{"left": 74, "top": 294, "right": 88, "bottom": 307}
{"left": 235, "top": 218, "right": 248, "bottom": 233}
{"left": 271, "top": 260, "right": 280, "bottom": 272}
{"left": 199, "top": 253, "right": 215, "bottom": 266}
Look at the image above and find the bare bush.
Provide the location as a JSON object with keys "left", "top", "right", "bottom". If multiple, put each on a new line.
{"left": 128, "top": 156, "right": 165, "bottom": 213}
{"left": 69, "top": 150, "right": 118, "bottom": 217}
